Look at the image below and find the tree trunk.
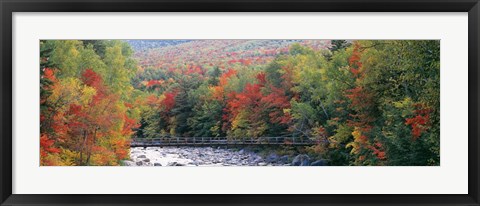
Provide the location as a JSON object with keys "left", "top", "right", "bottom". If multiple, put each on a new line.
{"left": 79, "top": 130, "right": 88, "bottom": 166}
{"left": 86, "top": 128, "right": 97, "bottom": 165}
{"left": 318, "top": 99, "right": 329, "bottom": 119}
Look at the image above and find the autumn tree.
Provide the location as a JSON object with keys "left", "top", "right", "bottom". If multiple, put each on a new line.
{"left": 40, "top": 40, "right": 140, "bottom": 166}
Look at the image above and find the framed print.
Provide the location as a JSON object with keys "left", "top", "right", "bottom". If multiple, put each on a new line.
{"left": 1, "top": 0, "right": 479, "bottom": 205}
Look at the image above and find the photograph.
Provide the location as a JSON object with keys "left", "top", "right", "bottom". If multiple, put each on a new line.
{"left": 39, "top": 39, "right": 440, "bottom": 166}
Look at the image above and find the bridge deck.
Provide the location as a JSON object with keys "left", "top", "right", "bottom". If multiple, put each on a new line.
{"left": 130, "top": 137, "right": 316, "bottom": 147}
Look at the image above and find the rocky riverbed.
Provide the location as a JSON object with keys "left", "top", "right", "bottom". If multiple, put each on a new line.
{"left": 123, "top": 146, "right": 328, "bottom": 166}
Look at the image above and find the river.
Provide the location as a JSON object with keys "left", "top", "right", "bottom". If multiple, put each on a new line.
{"left": 123, "top": 146, "right": 295, "bottom": 166}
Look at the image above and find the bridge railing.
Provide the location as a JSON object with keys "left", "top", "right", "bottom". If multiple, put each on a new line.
{"left": 130, "top": 136, "right": 317, "bottom": 146}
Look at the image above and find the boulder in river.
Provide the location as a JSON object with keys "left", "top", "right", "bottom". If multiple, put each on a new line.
{"left": 292, "top": 154, "right": 310, "bottom": 166}
{"left": 188, "top": 161, "right": 200, "bottom": 166}
{"left": 122, "top": 160, "right": 135, "bottom": 166}
{"left": 310, "top": 159, "right": 328, "bottom": 166}
{"left": 136, "top": 161, "right": 143, "bottom": 166}
{"left": 143, "top": 158, "right": 150, "bottom": 162}
{"left": 137, "top": 155, "right": 147, "bottom": 158}
{"left": 167, "top": 162, "right": 186, "bottom": 166}
{"left": 278, "top": 155, "right": 289, "bottom": 164}
{"left": 154, "top": 163, "right": 162, "bottom": 166}
{"left": 292, "top": 156, "right": 301, "bottom": 166}
{"left": 266, "top": 153, "right": 279, "bottom": 163}
{"left": 300, "top": 157, "right": 310, "bottom": 166}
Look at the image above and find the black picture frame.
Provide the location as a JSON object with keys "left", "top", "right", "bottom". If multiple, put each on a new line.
{"left": 1, "top": 0, "right": 479, "bottom": 205}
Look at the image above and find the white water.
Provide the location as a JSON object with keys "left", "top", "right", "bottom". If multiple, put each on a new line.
{"left": 124, "top": 146, "right": 291, "bottom": 166}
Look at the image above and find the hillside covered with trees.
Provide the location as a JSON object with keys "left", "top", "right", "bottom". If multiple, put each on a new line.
{"left": 40, "top": 39, "right": 440, "bottom": 166}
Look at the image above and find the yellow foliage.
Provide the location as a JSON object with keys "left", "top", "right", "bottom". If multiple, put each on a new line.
{"left": 59, "top": 149, "right": 79, "bottom": 166}
{"left": 393, "top": 97, "right": 413, "bottom": 109}
{"left": 50, "top": 77, "right": 96, "bottom": 109}
{"left": 41, "top": 153, "right": 64, "bottom": 166}
{"left": 80, "top": 86, "right": 96, "bottom": 105}
{"left": 347, "top": 127, "right": 364, "bottom": 155}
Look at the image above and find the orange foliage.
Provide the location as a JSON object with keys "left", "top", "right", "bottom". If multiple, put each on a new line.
{"left": 146, "top": 80, "right": 164, "bottom": 87}
{"left": 122, "top": 114, "right": 140, "bottom": 136}
{"left": 212, "top": 69, "right": 237, "bottom": 101}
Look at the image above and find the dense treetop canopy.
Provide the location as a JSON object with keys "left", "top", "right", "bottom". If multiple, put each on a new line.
{"left": 40, "top": 39, "right": 440, "bottom": 166}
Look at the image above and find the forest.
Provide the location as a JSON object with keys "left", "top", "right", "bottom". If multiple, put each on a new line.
{"left": 40, "top": 39, "right": 440, "bottom": 166}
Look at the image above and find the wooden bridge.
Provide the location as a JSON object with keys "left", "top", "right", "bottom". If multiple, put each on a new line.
{"left": 130, "top": 137, "right": 316, "bottom": 147}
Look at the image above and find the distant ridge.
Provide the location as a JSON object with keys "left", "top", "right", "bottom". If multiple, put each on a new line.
{"left": 132, "top": 40, "right": 331, "bottom": 69}
{"left": 125, "top": 40, "right": 192, "bottom": 51}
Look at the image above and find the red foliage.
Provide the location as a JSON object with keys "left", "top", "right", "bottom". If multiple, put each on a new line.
{"left": 67, "top": 104, "right": 82, "bottom": 116}
{"left": 223, "top": 80, "right": 292, "bottom": 132}
{"left": 216, "top": 69, "right": 237, "bottom": 87}
{"left": 122, "top": 114, "right": 140, "bottom": 136}
{"left": 405, "top": 105, "right": 431, "bottom": 140}
{"left": 344, "top": 47, "right": 384, "bottom": 162}
{"left": 237, "top": 83, "right": 263, "bottom": 106}
{"left": 345, "top": 86, "right": 376, "bottom": 127}
{"left": 261, "top": 86, "right": 291, "bottom": 124}
{"left": 162, "top": 92, "right": 177, "bottom": 112}
{"left": 280, "top": 66, "right": 294, "bottom": 91}
{"left": 368, "top": 141, "right": 387, "bottom": 160}
{"left": 346, "top": 87, "right": 372, "bottom": 110}
{"left": 40, "top": 134, "right": 61, "bottom": 157}
{"left": 50, "top": 113, "right": 69, "bottom": 138}
{"left": 256, "top": 72, "right": 266, "bottom": 86}
{"left": 349, "top": 42, "right": 363, "bottom": 76}
{"left": 185, "top": 65, "right": 203, "bottom": 75}
{"left": 81, "top": 69, "right": 102, "bottom": 88}
{"left": 43, "top": 68, "right": 56, "bottom": 82}
{"left": 223, "top": 84, "right": 263, "bottom": 124}
{"left": 81, "top": 69, "right": 107, "bottom": 103}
